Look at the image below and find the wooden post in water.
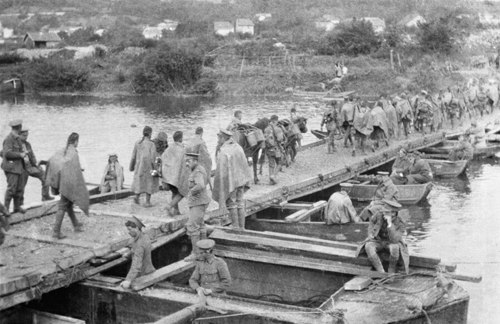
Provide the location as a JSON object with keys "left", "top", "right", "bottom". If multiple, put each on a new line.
{"left": 397, "top": 52, "right": 402, "bottom": 70}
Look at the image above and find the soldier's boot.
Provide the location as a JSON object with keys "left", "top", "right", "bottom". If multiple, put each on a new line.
{"left": 229, "top": 208, "right": 240, "bottom": 229}
{"left": 13, "top": 197, "right": 26, "bottom": 214}
{"left": 237, "top": 208, "right": 246, "bottom": 230}
{"left": 388, "top": 259, "right": 398, "bottom": 274}
{"left": 41, "top": 183, "right": 54, "bottom": 201}
{"left": 52, "top": 210, "right": 67, "bottom": 239}
{"left": 67, "top": 207, "right": 83, "bottom": 232}
{"left": 133, "top": 194, "right": 140, "bottom": 205}
{"left": 367, "top": 252, "right": 385, "bottom": 273}
{"left": 184, "top": 234, "right": 201, "bottom": 262}
{"left": 4, "top": 193, "right": 12, "bottom": 213}
{"left": 144, "top": 194, "right": 153, "bottom": 208}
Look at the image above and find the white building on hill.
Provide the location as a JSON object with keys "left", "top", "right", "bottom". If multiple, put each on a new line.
{"left": 235, "top": 19, "right": 254, "bottom": 35}
{"left": 214, "top": 21, "right": 234, "bottom": 36}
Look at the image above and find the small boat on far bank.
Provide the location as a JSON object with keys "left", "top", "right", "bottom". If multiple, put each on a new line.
{"left": 424, "top": 158, "right": 468, "bottom": 178}
{"left": 0, "top": 78, "right": 24, "bottom": 95}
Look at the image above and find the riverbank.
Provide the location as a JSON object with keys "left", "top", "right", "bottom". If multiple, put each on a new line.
{"left": 1, "top": 48, "right": 496, "bottom": 98}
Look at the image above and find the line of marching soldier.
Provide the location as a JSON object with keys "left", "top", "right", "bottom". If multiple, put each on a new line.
{"left": 320, "top": 80, "right": 499, "bottom": 156}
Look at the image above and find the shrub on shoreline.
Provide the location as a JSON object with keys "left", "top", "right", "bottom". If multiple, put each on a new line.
{"left": 131, "top": 44, "right": 204, "bottom": 94}
{"left": 26, "top": 58, "right": 93, "bottom": 91}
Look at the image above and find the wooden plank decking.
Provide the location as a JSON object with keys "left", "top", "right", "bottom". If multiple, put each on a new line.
{"left": 0, "top": 130, "right": 451, "bottom": 311}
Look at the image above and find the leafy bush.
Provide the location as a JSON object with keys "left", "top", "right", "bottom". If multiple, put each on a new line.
{"left": 131, "top": 44, "right": 204, "bottom": 94}
{"left": 0, "top": 52, "right": 27, "bottom": 65}
{"left": 318, "top": 20, "right": 382, "bottom": 56}
{"left": 384, "top": 25, "right": 405, "bottom": 48}
{"left": 417, "top": 18, "right": 456, "bottom": 54}
{"left": 26, "top": 58, "right": 92, "bottom": 91}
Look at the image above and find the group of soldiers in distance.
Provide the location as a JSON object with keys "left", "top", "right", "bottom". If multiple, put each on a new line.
{"left": 320, "top": 77, "right": 499, "bottom": 156}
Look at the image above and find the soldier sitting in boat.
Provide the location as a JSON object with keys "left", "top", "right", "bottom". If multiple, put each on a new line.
{"left": 359, "top": 171, "right": 399, "bottom": 221}
{"left": 325, "top": 183, "right": 360, "bottom": 224}
{"left": 120, "top": 216, "right": 156, "bottom": 289}
{"left": 372, "top": 171, "right": 399, "bottom": 201}
{"left": 189, "top": 239, "right": 231, "bottom": 296}
{"left": 448, "top": 134, "right": 474, "bottom": 161}
{"left": 390, "top": 148, "right": 411, "bottom": 180}
{"left": 467, "top": 121, "right": 485, "bottom": 146}
{"left": 359, "top": 199, "right": 409, "bottom": 274}
{"left": 100, "top": 153, "right": 124, "bottom": 193}
{"left": 392, "top": 152, "right": 433, "bottom": 185}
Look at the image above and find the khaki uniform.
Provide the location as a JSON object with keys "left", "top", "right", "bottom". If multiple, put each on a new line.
{"left": 186, "top": 165, "right": 211, "bottom": 238}
{"left": 189, "top": 255, "right": 231, "bottom": 293}
{"left": 264, "top": 123, "right": 283, "bottom": 181}
{"left": 360, "top": 210, "right": 409, "bottom": 274}
{"left": 407, "top": 158, "right": 433, "bottom": 184}
{"left": 126, "top": 232, "right": 156, "bottom": 282}
{"left": 373, "top": 177, "right": 399, "bottom": 201}
{"left": 1, "top": 133, "right": 28, "bottom": 212}
{"left": 325, "top": 191, "right": 359, "bottom": 224}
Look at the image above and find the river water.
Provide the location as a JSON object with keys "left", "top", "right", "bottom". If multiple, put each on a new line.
{"left": 0, "top": 94, "right": 499, "bottom": 323}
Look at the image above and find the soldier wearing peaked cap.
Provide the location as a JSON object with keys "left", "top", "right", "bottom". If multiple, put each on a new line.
{"left": 120, "top": 216, "right": 156, "bottom": 289}
{"left": 358, "top": 198, "right": 409, "bottom": 274}
{"left": 1, "top": 119, "right": 28, "bottom": 214}
{"left": 373, "top": 171, "right": 399, "bottom": 202}
{"left": 184, "top": 149, "right": 211, "bottom": 261}
{"left": 17, "top": 127, "right": 55, "bottom": 201}
{"left": 189, "top": 239, "right": 231, "bottom": 296}
{"left": 392, "top": 152, "right": 433, "bottom": 185}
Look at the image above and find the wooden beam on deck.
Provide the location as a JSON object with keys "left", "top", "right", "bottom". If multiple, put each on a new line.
{"left": 215, "top": 245, "right": 386, "bottom": 279}
{"left": 270, "top": 202, "right": 314, "bottom": 210}
{"left": 285, "top": 200, "right": 326, "bottom": 222}
{"left": 132, "top": 260, "right": 195, "bottom": 291}
{"left": 89, "top": 209, "right": 169, "bottom": 224}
